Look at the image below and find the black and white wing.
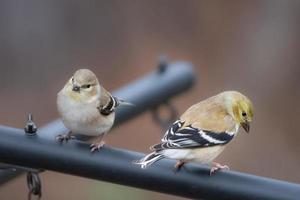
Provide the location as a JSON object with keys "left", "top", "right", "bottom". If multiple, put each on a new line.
{"left": 99, "top": 95, "right": 120, "bottom": 116}
{"left": 99, "top": 93, "right": 134, "bottom": 116}
{"left": 151, "top": 120, "right": 235, "bottom": 151}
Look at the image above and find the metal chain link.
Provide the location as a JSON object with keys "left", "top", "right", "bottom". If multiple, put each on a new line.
{"left": 27, "top": 171, "right": 42, "bottom": 200}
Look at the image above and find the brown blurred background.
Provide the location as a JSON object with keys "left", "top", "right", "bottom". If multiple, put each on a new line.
{"left": 0, "top": 0, "right": 300, "bottom": 199}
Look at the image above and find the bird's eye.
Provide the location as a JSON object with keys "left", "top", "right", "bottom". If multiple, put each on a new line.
{"left": 242, "top": 112, "right": 247, "bottom": 117}
{"left": 82, "top": 84, "right": 91, "bottom": 89}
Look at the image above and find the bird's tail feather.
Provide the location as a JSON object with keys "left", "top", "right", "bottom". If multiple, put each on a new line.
{"left": 116, "top": 98, "right": 135, "bottom": 107}
{"left": 134, "top": 152, "right": 164, "bottom": 169}
{"left": 119, "top": 100, "right": 135, "bottom": 106}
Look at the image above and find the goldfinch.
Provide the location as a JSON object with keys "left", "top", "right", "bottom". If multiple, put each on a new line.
{"left": 56, "top": 69, "right": 132, "bottom": 152}
{"left": 135, "top": 91, "right": 253, "bottom": 175}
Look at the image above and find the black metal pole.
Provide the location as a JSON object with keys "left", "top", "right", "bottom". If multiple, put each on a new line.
{"left": 0, "top": 61, "right": 195, "bottom": 183}
{"left": 0, "top": 125, "right": 299, "bottom": 200}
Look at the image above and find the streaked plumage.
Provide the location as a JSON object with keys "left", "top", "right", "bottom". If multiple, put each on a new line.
{"left": 57, "top": 69, "right": 130, "bottom": 152}
{"left": 135, "top": 91, "right": 253, "bottom": 174}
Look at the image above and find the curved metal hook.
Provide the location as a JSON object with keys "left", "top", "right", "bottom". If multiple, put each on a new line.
{"left": 151, "top": 101, "right": 178, "bottom": 131}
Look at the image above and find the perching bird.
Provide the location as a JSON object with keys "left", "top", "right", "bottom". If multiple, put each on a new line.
{"left": 135, "top": 91, "right": 253, "bottom": 175}
{"left": 56, "top": 69, "right": 132, "bottom": 152}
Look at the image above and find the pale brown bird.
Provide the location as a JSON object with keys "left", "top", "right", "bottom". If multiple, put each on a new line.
{"left": 56, "top": 69, "right": 132, "bottom": 152}
{"left": 135, "top": 91, "right": 253, "bottom": 175}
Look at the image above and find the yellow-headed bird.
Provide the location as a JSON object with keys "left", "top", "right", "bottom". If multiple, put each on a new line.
{"left": 135, "top": 91, "right": 253, "bottom": 175}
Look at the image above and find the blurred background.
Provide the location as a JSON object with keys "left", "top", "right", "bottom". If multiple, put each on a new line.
{"left": 0, "top": 0, "right": 300, "bottom": 199}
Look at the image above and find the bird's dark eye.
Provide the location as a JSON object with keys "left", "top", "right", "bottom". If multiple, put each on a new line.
{"left": 242, "top": 112, "right": 247, "bottom": 117}
{"left": 82, "top": 84, "right": 91, "bottom": 89}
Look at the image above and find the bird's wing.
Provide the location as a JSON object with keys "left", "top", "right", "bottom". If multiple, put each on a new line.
{"left": 98, "top": 85, "right": 134, "bottom": 115}
{"left": 151, "top": 120, "right": 235, "bottom": 151}
{"left": 152, "top": 93, "right": 241, "bottom": 151}
{"left": 98, "top": 87, "right": 120, "bottom": 116}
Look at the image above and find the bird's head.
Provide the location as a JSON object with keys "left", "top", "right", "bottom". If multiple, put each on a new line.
{"left": 225, "top": 91, "right": 253, "bottom": 133}
{"left": 64, "top": 69, "right": 101, "bottom": 102}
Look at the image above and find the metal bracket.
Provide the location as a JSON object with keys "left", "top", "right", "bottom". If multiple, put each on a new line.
{"left": 23, "top": 113, "right": 42, "bottom": 200}
{"left": 151, "top": 56, "right": 178, "bottom": 130}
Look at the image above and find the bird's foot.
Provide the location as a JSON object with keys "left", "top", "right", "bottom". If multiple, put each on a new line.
{"left": 90, "top": 141, "right": 105, "bottom": 152}
{"left": 56, "top": 133, "right": 76, "bottom": 142}
{"left": 210, "top": 162, "right": 230, "bottom": 175}
{"left": 174, "top": 160, "right": 185, "bottom": 173}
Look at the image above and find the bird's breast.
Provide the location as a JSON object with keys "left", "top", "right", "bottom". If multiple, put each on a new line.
{"left": 57, "top": 92, "right": 115, "bottom": 136}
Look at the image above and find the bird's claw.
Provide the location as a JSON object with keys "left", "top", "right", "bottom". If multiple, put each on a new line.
{"left": 90, "top": 141, "right": 105, "bottom": 152}
{"left": 56, "top": 134, "right": 76, "bottom": 142}
{"left": 174, "top": 160, "right": 185, "bottom": 173}
{"left": 210, "top": 163, "right": 230, "bottom": 175}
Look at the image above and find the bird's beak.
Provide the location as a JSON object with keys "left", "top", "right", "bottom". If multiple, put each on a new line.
{"left": 241, "top": 121, "right": 250, "bottom": 133}
{"left": 72, "top": 85, "right": 80, "bottom": 92}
